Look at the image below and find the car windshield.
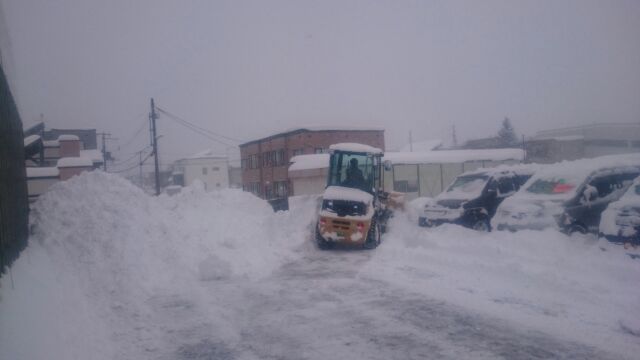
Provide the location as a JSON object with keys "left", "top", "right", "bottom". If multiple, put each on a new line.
{"left": 526, "top": 178, "right": 576, "bottom": 195}
{"left": 442, "top": 175, "right": 489, "bottom": 199}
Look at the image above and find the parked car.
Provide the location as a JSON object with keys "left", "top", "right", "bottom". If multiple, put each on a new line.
{"left": 493, "top": 154, "right": 640, "bottom": 232}
{"left": 599, "top": 175, "right": 640, "bottom": 247}
{"left": 418, "top": 165, "right": 536, "bottom": 231}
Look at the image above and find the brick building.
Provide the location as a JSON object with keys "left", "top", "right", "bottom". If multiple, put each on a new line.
{"left": 240, "top": 127, "right": 384, "bottom": 199}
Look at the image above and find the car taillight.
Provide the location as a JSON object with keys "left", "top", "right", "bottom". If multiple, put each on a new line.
{"left": 320, "top": 219, "right": 326, "bottom": 225}
{"left": 357, "top": 222, "right": 364, "bottom": 231}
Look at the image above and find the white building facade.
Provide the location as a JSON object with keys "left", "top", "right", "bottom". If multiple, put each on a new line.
{"left": 172, "top": 150, "right": 229, "bottom": 191}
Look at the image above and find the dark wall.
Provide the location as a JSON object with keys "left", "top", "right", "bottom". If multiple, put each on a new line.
{"left": 0, "top": 64, "right": 29, "bottom": 277}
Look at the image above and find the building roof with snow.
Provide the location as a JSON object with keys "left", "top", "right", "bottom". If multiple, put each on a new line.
{"left": 399, "top": 139, "right": 443, "bottom": 152}
{"left": 57, "top": 157, "right": 93, "bottom": 168}
{"left": 329, "top": 143, "right": 383, "bottom": 155}
{"left": 384, "top": 148, "right": 525, "bottom": 165}
{"left": 26, "top": 167, "right": 59, "bottom": 178}
{"left": 289, "top": 154, "right": 330, "bottom": 172}
{"left": 80, "top": 149, "right": 104, "bottom": 164}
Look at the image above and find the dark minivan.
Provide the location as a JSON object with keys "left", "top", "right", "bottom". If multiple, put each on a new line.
{"left": 557, "top": 167, "right": 640, "bottom": 234}
{"left": 419, "top": 166, "right": 535, "bottom": 231}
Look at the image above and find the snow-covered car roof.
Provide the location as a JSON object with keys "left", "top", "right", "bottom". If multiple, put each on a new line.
{"left": 460, "top": 163, "right": 542, "bottom": 178}
{"left": 329, "top": 143, "right": 383, "bottom": 155}
{"left": 511, "top": 153, "right": 640, "bottom": 201}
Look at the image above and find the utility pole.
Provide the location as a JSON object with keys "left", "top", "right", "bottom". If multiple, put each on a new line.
{"left": 97, "top": 132, "right": 115, "bottom": 171}
{"left": 150, "top": 98, "right": 160, "bottom": 195}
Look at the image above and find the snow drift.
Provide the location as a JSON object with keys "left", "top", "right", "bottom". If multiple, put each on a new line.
{"left": 0, "top": 172, "right": 317, "bottom": 359}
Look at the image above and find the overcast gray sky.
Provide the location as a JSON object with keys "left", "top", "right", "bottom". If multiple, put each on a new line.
{"left": 3, "top": 0, "right": 640, "bottom": 170}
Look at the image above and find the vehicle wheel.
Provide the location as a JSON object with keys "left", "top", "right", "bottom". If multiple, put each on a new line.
{"left": 315, "top": 224, "right": 332, "bottom": 250}
{"left": 363, "top": 220, "right": 381, "bottom": 250}
{"left": 471, "top": 218, "right": 491, "bottom": 232}
{"left": 568, "top": 223, "right": 587, "bottom": 235}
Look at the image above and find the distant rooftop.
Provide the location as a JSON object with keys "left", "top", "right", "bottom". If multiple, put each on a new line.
{"left": 534, "top": 122, "right": 640, "bottom": 141}
{"left": 240, "top": 126, "right": 384, "bottom": 147}
{"left": 175, "top": 149, "right": 227, "bottom": 162}
{"left": 399, "top": 139, "right": 443, "bottom": 152}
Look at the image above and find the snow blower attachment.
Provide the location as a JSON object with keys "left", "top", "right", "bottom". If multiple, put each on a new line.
{"left": 316, "top": 143, "right": 403, "bottom": 249}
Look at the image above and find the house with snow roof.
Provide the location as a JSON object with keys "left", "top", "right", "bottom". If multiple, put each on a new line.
{"left": 171, "top": 149, "right": 229, "bottom": 191}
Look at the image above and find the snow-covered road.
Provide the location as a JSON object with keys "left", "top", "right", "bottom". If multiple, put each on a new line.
{"left": 116, "top": 249, "right": 619, "bottom": 360}
{"left": 1, "top": 172, "right": 639, "bottom": 359}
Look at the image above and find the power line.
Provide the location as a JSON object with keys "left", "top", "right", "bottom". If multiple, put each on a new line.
{"left": 118, "top": 116, "right": 149, "bottom": 149}
{"left": 110, "top": 145, "right": 152, "bottom": 167}
{"left": 155, "top": 107, "right": 243, "bottom": 146}
{"left": 108, "top": 150, "right": 154, "bottom": 174}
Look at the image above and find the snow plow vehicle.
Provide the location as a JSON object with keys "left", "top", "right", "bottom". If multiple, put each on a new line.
{"left": 316, "top": 143, "right": 403, "bottom": 249}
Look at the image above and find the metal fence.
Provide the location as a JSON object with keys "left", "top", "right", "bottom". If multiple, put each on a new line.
{"left": 0, "top": 64, "right": 28, "bottom": 278}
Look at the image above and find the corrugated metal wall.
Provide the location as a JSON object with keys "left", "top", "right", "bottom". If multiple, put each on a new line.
{"left": 0, "top": 64, "right": 29, "bottom": 277}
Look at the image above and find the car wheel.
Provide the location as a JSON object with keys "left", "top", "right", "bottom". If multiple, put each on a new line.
{"left": 472, "top": 218, "right": 491, "bottom": 232}
{"left": 363, "top": 220, "right": 381, "bottom": 250}
{"left": 569, "top": 223, "right": 587, "bottom": 235}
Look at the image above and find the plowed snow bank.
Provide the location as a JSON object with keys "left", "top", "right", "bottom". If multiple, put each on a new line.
{"left": 0, "top": 172, "right": 317, "bottom": 359}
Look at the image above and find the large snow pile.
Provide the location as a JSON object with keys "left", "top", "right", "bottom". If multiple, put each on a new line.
{"left": 362, "top": 214, "right": 640, "bottom": 356}
{"left": 0, "top": 172, "right": 317, "bottom": 359}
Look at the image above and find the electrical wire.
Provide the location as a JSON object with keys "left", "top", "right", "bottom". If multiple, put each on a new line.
{"left": 108, "top": 151, "right": 154, "bottom": 173}
{"left": 155, "top": 107, "right": 243, "bottom": 147}
{"left": 118, "top": 116, "right": 149, "bottom": 149}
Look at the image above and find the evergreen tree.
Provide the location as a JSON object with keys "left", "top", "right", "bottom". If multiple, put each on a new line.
{"left": 497, "top": 117, "right": 517, "bottom": 147}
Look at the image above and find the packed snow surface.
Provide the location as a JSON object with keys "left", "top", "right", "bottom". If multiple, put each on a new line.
{"left": 2, "top": 172, "right": 640, "bottom": 359}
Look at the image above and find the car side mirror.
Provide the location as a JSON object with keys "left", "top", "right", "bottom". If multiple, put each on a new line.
{"left": 383, "top": 160, "right": 393, "bottom": 172}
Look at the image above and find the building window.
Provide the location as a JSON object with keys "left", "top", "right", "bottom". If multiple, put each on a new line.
{"left": 248, "top": 154, "right": 259, "bottom": 169}
{"left": 275, "top": 149, "right": 285, "bottom": 166}
{"left": 314, "top": 148, "right": 325, "bottom": 154}
{"left": 274, "top": 181, "right": 288, "bottom": 197}
{"left": 292, "top": 148, "right": 304, "bottom": 156}
{"left": 264, "top": 184, "right": 273, "bottom": 199}
{"left": 202, "top": 167, "right": 208, "bottom": 175}
{"left": 394, "top": 180, "right": 418, "bottom": 193}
